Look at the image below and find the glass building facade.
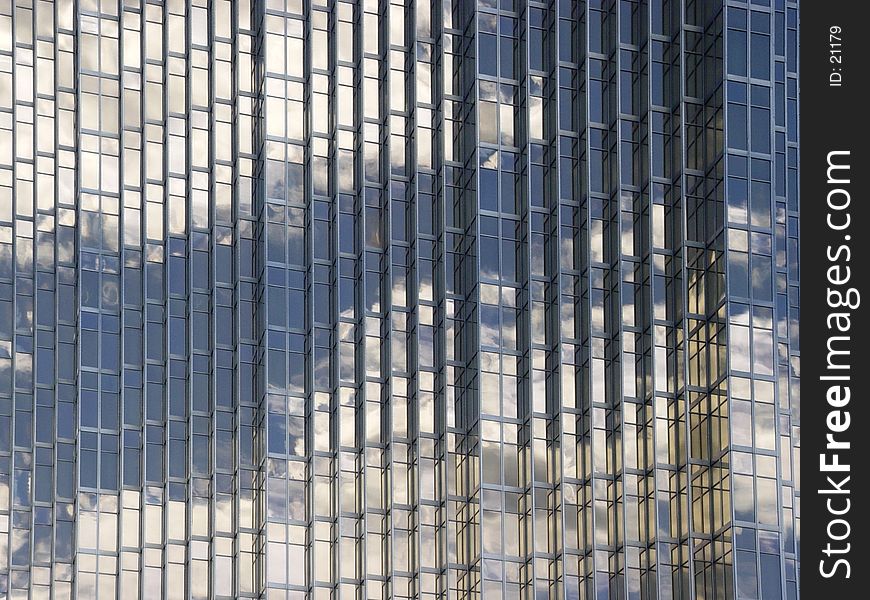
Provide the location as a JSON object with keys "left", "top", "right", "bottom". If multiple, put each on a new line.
{"left": 0, "top": 0, "right": 799, "bottom": 599}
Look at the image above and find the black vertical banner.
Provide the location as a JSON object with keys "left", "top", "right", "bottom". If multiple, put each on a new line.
{"left": 801, "top": 1, "right": 870, "bottom": 597}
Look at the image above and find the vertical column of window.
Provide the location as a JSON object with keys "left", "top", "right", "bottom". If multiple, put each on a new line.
{"left": 551, "top": 5, "right": 570, "bottom": 597}
{"left": 721, "top": 48, "right": 752, "bottom": 600}
{"left": 724, "top": 3, "right": 783, "bottom": 600}
{"left": 335, "top": 4, "right": 364, "bottom": 597}
{"left": 414, "top": 166, "right": 442, "bottom": 600}
{"left": 163, "top": 3, "right": 192, "bottom": 597}
{"left": 724, "top": 7, "right": 752, "bottom": 600}
{"left": 0, "top": 4, "right": 17, "bottom": 591}
{"left": 646, "top": 12, "right": 664, "bottom": 600}
{"left": 615, "top": 1, "right": 649, "bottom": 594}
{"left": 527, "top": 2, "right": 563, "bottom": 598}
{"left": 604, "top": 1, "right": 625, "bottom": 593}
{"left": 478, "top": 0, "right": 521, "bottom": 595}
{"left": 76, "top": 1, "right": 125, "bottom": 596}
{"left": 117, "top": 1, "right": 145, "bottom": 597}
{"left": 586, "top": 0, "right": 621, "bottom": 592}
{"left": 20, "top": 6, "right": 40, "bottom": 597}
{"left": 616, "top": 0, "right": 654, "bottom": 595}
{"left": 187, "top": 3, "right": 210, "bottom": 597}
{"left": 359, "top": 0, "right": 387, "bottom": 596}
{"left": 624, "top": 2, "right": 649, "bottom": 597}
{"left": 440, "top": 29, "right": 458, "bottom": 600}
{"left": 563, "top": 2, "right": 601, "bottom": 595}
{"left": 260, "top": 3, "right": 285, "bottom": 595}
{"left": 676, "top": 4, "right": 701, "bottom": 597}
{"left": 331, "top": 2, "right": 357, "bottom": 598}
{"left": 0, "top": 3, "right": 13, "bottom": 592}
{"left": 675, "top": 3, "right": 704, "bottom": 595}
{"left": 684, "top": 1, "right": 729, "bottom": 597}
{"left": 185, "top": 2, "right": 217, "bottom": 598}
{"left": 586, "top": 5, "right": 606, "bottom": 593}
{"left": 522, "top": 3, "right": 537, "bottom": 596}
{"left": 314, "top": 2, "right": 342, "bottom": 597}
{"left": 678, "top": 4, "right": 699, "bottom": 596}
{"left": 389, "top": 186, "right": 414, "bottom": 591}
{"left": 249, "top": 17, "right": 265, "bottom": 572}
{"left": 416, "top": 6, "right": 436, "bottom": 599}
{"left": 357, "top": 4, "right": 376, "bottom": 597}
{"left": 553, "top": 1, "right": 584, "bottom": 595}
{"left": 25, "top": 0, "right": 60, "bottom": 597}
{"left": 437, "top": 5, "right": 466, "bottom": 598}
{"left": 252, "top": 0, "right": 267, "bottom": 591}
{"left": 682, "top": 233, "right": 732, "bottom": 600}
{"left": 411, "top": 2, "right": 444, "bottom": 598}
{"left": 250, "top": 6, "right": 270, "bottom": 594}
{"left": 386, "top": 1, "right": 416, "bottom": 598}
{"left": 547, "top": 4, "right": 571, "bottom": 598}
{"left": 771, "top": 23, "right": 790, "bottom": 558}
{"left": 137, "top": 2, "right": 168, "bottom": 596}
{"left": 444, "top": 0, "right": 482, "bottom": 596}
{"left": 50, "top": 2, "right": 80, "bottom": 596}
{"left": 338, "top": 7, "right": 366, "bottom": 591}
{"left": 645, "top": 1, "right": 682, "bottom": 596}
{"left": 232, "top": 0, "right": 258, "bottom": 596}
{"left": 616, "top": 0, "right": 647, "bottom": 587}
{"left": 778, "top": 3, "right": 799, "bottom": 598}
{"left": 230, "top": 185, "right": 259, "bottom": 592}
{"left": 748, "top": 11, "right": 789, "bottom": 599}
{"left": 5, "top": 1, "right": 36, "bottom": 594}
{"left": 333, "top": 5, "right": 365, "bottom": 600}
{"left": 336, "top": 172, "right": 361, "bottom": 598}
{"left": 256, "top": 0, "right": 304, "bottom": 594}
{"left": 310, "top": 2, "right": 341, "bottom": 597}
